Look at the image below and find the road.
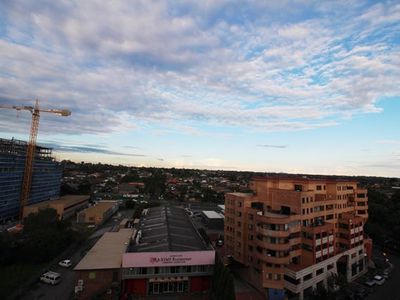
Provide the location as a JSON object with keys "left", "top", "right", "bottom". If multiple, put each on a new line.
{"left": 18, "top": 210, "right": 132, "bottom": 300}
{"left": 366, "top": 250, "right": 400, "bottom": 300}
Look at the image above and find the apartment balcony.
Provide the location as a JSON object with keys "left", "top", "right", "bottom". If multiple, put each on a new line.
{"left": 262, "top": 278, "right": 285, "bottom": 289}
{"left": 302, "top": 222, "right": 334, "bottom": 234}
{"left": 315, "top": 193, "right": 336, "bottom": 202}
{"left": 289, "top": 237, "right": 302, "bottom": 246}
{"left": 256, "top": 226, "right": 290, "bottom": 238}
{"left": 256, "top": 252, "right": 290, "bottom": 264}
{"left": 285, "top": 280, "right": 302, "bottom": 293}
{"left": 289, "top": 248, "right": 302, "bottom": 258}
{"left": 256, "top": 239, "right": 291, "bottom": 251}
{"left": 255, "top": 211, "right": 296, "bottom": 225}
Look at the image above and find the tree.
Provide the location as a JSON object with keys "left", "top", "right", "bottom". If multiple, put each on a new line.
{"left": 143, "top": 170, "right": 166, "bottom": 197}
{"left": 21, "top": 209, "right": 76, "bottom": 263}
{"left": 120, "top": 170, "right": 140, "bottom": 183}
{"left": 211, "top": 254, "right": 235, "bottom": 300}
{"left": 125, "top": 199, "right": 135, "bottom": 209}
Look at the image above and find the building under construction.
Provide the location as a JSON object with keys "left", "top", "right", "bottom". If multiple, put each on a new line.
{"left": 0, "top": 138, "right": 62, "bottom": 223}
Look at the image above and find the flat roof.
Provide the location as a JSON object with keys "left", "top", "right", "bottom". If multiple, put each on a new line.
{"left": 74, "top": 228, "right": 134, "bottom": 270}
{"left": 80, "top": 201, "right": 117, "bottom": 215}
{"left": 252, "top": 175, "right": 358, "bottom": 183}
{"left": 129, "top": 206, "right": 209, "bottom": 253}
{"left": 202, "top": 210, "right": 224, "bottom": 219}
{"left": 226, "top": 192, "right": 253, "bottom": 197}
{"left": 25, "top": 195, "right": 90, "bottom": 209}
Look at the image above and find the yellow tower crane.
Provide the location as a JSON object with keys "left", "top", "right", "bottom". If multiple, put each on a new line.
{"left": 0, "top": 99, "right": 71, "bottom": 221}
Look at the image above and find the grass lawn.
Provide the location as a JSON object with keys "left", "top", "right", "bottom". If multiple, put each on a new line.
{"left": 0, "top": 263, "right": 45, "bottom": 299}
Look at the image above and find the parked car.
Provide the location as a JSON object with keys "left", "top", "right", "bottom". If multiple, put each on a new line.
{"left": 383, "top": 269, "right": 390, "bottom": 279}
{"left": 40, "top": 271, "right": 61, "bottom": 285}
{"left": 58, "top": 259, "right": 72, "bottom": 268}
{"left": 374, "top": 275, "right": 385, "bottom": 285}
{"left": 364, "top": 279, "right": 375, "bottom": 287}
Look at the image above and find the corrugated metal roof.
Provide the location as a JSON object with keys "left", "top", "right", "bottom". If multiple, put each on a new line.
{"left": 129, "top": 206, "right": 208, "bottom": 253}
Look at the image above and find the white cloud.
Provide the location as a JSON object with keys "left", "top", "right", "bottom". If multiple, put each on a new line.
{"left": 0, "top": 0, "right": 399, "bottom": 135}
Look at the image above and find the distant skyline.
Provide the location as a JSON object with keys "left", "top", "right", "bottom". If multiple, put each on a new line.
{"left": 0, "top": 1, "right": 399, "bottom": 177}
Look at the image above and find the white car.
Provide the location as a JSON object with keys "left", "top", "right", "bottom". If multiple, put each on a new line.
{"left": 40, "top": 271, "right": 61, "bottom": 285}
{"left": 58, "top": 259, "right": 72, "bottom": 268}
{"left": 374, "top": 275, "right": 385, "bottom": 285}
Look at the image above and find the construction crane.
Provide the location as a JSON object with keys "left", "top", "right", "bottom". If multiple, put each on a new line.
{"left": 0, "top": 99, "right": 71, "bottom": 220}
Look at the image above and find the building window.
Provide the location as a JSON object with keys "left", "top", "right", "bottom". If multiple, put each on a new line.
{"left": 316, "top": 185, "right": 322, "bottom": 191}
{"left": 316, "top": 268, "right": 323, "bottom": 275}
{"left": 295, "top": 185, "right": 303, "bottom": 191}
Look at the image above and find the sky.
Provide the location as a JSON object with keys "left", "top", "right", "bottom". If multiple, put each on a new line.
{"left": 0, "top": 0, "right": 399, "bottom": 177}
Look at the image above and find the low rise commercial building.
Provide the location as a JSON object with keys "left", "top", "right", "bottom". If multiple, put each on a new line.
{"left": 23, "top": 195, "right": 89, "bottom": 219}
{"left": 225, "top": 176, "right": 369, "bottom": 300}
{"left": 121, "top": 206, "right": 215, "bottom": 298}
{"left": 77, "top": 201, "right": 118, "bottom": 225}
{"left": 74, "top": 228, "right": 134, "bottom": 300}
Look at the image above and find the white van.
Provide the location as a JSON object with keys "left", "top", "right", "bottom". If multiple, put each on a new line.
{"left": 40, "top": 271, "right": 61, "bottom": 285}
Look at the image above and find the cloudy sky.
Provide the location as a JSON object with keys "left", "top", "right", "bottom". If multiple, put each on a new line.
{"left": 0, "top": 0, "right": 399, "bottom": 177}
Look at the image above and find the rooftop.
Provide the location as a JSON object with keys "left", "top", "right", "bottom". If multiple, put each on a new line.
{"left": 129, "top": 206, "right": 209, "bottom": 253}
{"left": 74, "top": 228, "right": 134, "bottom": 270}
{"left": 202, "top": 210, "right": 224, "bottom": 219}
{"left": 25, "top": 195, "right": 89, "bottom": 209}
{"left": 79, "top": 201, "right": 117, "bottom": 215}
{"left": 226, "top": 192, "right": 253, "bottom": 197}
{"left": 252, "top": 175, "right": 358, "bottom": 184}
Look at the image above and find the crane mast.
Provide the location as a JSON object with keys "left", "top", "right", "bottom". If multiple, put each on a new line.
{"left": 20, "top": 100, "right": 40, "bottom": 220}
{"left": 0, "top": 99, "right": 71, "bottom": 221}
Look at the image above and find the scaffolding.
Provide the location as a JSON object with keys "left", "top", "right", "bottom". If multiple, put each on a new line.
{"left": 0, "top": 138, "right": 54, "bottom": 160}
{"left": 0, "top": 138, "right": 62, "bottom": 223}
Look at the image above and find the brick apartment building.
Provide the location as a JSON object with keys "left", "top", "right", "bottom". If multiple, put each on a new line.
{"left": 224, "top": 176, "right": 370, "bottom": 300}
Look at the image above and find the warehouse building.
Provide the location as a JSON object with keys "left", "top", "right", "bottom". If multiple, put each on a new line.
{"left": 121, "top": 206, "right": 215, "bottom": 298}
{"left": 23, "top": 194, "right": 90, "bottom": 219}
{"left": 74, "top": 227, "right": 135, "bottom": 300}
{"left": 0, "top": 138, "right": 62, "bottom": 223}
